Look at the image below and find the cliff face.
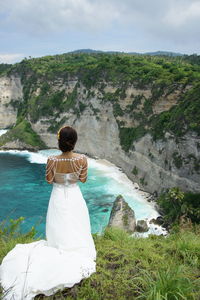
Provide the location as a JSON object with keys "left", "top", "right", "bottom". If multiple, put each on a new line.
{"left": 0, "top": 76, "right": 23, "bottom": 128}
{"left": 0, "top": 53, "right": 199, "bottom": 194}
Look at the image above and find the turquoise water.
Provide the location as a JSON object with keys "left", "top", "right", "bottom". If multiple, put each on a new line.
{"left": 0, "top": 150, "right": 159, "bottom": 237}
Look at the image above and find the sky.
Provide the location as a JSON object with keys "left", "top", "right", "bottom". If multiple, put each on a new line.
{"left": 0, "top": 0, "right": 200, "bottom": 63}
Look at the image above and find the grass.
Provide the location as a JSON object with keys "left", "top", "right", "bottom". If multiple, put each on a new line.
{"left": 0, "top": 218, "right": 200, "bottom": 299}
{"left": 0, "top": 119, "right": 47, "bottom": 149}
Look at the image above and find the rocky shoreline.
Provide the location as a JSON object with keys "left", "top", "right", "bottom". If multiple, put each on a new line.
{"left": 0, "top": 146, "right": 168, "bottom": 236}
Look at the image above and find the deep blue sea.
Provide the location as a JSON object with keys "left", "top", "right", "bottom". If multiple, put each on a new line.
{"left": 0, "top": 149, "right": 161, "bottom": 237}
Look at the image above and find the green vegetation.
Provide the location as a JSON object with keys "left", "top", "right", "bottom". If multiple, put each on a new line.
{"left": 172, "top": 152, "right": 183, "bottom": 169}
{"left": 125, "top": 95, "right": 143, "bottom": 113}
{"left": 47, "top": 117, "right": 68, "bottom": 133}
{"left": 122, "top": 201, "right": 131, "bottom": 228}
{"left": 63, "top": 86, "right": 78, "bottom": 112}
{"left": 132, "top": 166, "right": 138, "bottom": 176}
{"left": 119, "top": 126, "right": 146, "bottom": 152}
{"left": 119, "top": 81, "right": 200, "bottom": 151}
{"left": 1, "top": 53, "right": 200, "bottom": 151}
{"left": 150, "top": 83, "right": 200, "bottom": 141}
{"left": 79, "top": 101, "right": 87, "bottom": 113}
{"left": 157, "top": 187, "right": 200, "bottom": 225}
{"left": 0, "top": 63, "right": 12, "bottom": 75}
{"left": 139, "top": 176, "right": 148, "bottom": 186}
{"left": 28, "top": 90, "right": 66, "bottom": 122}
{"left": 0, "top": 119, "right": 46, "bottom": 149}
{"left": 0, "top": 218, "right": 200, "bottom": 299}
{"left": 113, "top": 103, "right": 124, "bottom": 117}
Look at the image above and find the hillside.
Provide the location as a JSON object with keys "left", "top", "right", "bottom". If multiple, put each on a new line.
{"left": 0, "top": 218, "right": 200, "bottom": 299}
{"left": 0, "top": 53, "right": 200, "bottom": 194}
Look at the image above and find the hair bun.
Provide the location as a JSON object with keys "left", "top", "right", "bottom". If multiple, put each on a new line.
{"left": 58, "top": 126, "right": 78, "bottom": 152}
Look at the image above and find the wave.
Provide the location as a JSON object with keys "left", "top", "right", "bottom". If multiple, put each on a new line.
{"left": 0, "top": 129, "right": 8, "bottom": 136}
{"left": 0, "top": 148, "right": 167, "bottom": 236}
{"left": 0, "top": 149, "right": 60, "bottom": 164}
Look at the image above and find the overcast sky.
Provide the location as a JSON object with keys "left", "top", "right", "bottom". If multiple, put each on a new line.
{"left": 0, "top": 0, "right": 200, "bottom": 63}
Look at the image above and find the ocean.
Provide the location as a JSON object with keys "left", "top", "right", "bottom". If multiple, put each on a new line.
{"left": 0, "top": 149, "right": 164, "bottom": 237}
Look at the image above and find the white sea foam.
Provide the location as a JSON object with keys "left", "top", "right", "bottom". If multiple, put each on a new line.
{"left": 0, "top": 149, "right": 166, "bottom": 236}
{"left": 88, "top": 157, "right": 167, "bottom": 236}
{"left": 0, "top": 129, "right": 8, "bottom": 136}
{"left": 132, "top": 223, "right": 168, "bottom": 238}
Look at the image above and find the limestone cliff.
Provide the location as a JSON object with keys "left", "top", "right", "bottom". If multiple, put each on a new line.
{"left": 0, "top": 76, "right": 23, "bottom": 128}
{"left": 0, "top": 54, "right": 199, "bottom": 194}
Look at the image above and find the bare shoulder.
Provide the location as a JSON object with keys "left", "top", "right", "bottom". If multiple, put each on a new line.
{"left": 47, "top": 153, "right": 87, "bottom": 162}
{"left": 73, "top": 154, "right": 87, "bottom": 166}
{"left": 47, "top": 155, "right": 57, "bottom": 161}
{"left": 73, "top": 153, "right": 87, "bottom": 160}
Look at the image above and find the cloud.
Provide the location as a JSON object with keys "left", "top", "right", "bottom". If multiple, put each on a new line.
{"left": 0, "top": 0, "right": 199, "bottom": 54}
{"left": 164, "top": 1, "right": 200, "bottom": 27}
{"left": 0, "top": 53, "right": 24, "bottom": 64}
{"left": 0, "top": 0, "right": 119, "bottom": 34}
{"left": 108, "top": 0, "right": 200, "bottom": 47}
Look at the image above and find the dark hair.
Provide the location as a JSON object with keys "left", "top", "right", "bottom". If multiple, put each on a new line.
{"left": 58, "top": 126, "right": 78, "bottom": 152}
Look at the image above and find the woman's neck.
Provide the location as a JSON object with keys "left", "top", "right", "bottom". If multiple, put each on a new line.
{"left": 60, "top": 151, "right": 73, "bottom": 157}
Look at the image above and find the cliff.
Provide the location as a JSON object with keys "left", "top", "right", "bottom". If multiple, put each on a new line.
{"left": 0, "top": 53, "right": 199, "bottom": 194}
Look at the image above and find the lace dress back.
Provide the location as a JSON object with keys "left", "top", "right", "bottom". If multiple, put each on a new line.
{"left": 54, "top": 172, "right": 78, "bottom": 185}
{"left": 46, "top": 154, "right": 87, "bottom": 185}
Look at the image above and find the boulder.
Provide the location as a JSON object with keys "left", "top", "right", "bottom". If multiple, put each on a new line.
{"left": 133, "top": 183, "right": 140, "bottom": 190}
{"left": 136, "top": 220, "right": 149, "bottom": 232}
{"left": 108, "top": 195, "right": 136, "bottom": 233}
{"left": 150, "top": 216, "right": 164, "bottom": 226}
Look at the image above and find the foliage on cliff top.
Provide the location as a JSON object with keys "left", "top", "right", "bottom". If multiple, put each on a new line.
{"left": 0, "top": 218, "right": 200, "bottom": 299}
{"left": 7, "top": 53, "right": 200, "bottom": 87}
{"left": 0, "top": 63, "right": 12, "bottom": 75}
{"left": 3, "top": 52, "right": 200, "bottom": 151}
{"left": 0, "top": 119, "right": 46, "bottom": 149}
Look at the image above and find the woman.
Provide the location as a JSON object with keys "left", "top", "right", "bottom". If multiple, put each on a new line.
{"left": 0, "top": 126, "right": 97, "bottom": 299}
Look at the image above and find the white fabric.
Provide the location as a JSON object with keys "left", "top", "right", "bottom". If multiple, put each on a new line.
{"left": 0, "top": 177, "right": 96, "bottom": 299}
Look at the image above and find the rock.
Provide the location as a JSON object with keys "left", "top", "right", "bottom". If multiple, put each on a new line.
{"left": 133, "top": 183, "right": 140, "bottom": 190}
{"left": 136, "top": 220, "right": 149, "bottom": 232}
{"left": 146, "top": 195, "right": 154, "bottom": 202}
{"left": 0, "top": 140, "right": 39, "bottom": 151}
{"left": 153, "top": 191, "right": 158, "bottom": 198}
{"left": 150, "top": 216, "right": 164, "bottom": 226}
{"left": 0, "top": 76, "right": 23, "bottom": 128}
{"left": 108, "top": 195, "right": 136, "bottom": 233}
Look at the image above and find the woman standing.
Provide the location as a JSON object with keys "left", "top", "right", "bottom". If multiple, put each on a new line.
{"left": 0, "top": 126, "right": 96, "bottom": 299}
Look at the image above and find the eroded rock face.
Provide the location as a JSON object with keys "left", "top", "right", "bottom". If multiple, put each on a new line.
{"left": 1, "top": 75, "right": 200, "bottom": 195}
{"left": 108, "top": 195, "right": 136, "bottom": 233}
{"left": 0, "top": 76, "right": 23, "bottom": 128}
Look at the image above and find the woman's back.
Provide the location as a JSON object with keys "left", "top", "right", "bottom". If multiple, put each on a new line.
{"left": 46, "top": 154, "right": 88, "bottom": 184}
{"left": 0, "top": 126, "right": 96, "bottom": 300}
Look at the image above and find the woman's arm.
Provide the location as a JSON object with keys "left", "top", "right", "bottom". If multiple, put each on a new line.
{"left": 45, "top": 158, "right": 55, "bottom": 184}
{"left": 79, "top": 156, "right": 88, "bottom": 183}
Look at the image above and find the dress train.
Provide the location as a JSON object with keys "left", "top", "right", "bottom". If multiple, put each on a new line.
{"left": 0, "top": 181, "right": 96, "bottom": 299}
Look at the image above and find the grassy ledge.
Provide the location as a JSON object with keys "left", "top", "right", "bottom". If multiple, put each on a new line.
{"left": 0, "top": 218, "right": 200, "bottom": 299}
{"left": 0, "top": 119, "right": 47, "bottom": 150}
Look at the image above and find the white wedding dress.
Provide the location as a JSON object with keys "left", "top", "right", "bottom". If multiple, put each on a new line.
{"left": 0, "top": 155, "right": 97, "bottom": 299}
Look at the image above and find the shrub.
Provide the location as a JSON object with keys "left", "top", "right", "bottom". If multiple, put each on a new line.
{"left": 157, "top": 187, "right": 200, "bottom": 225}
